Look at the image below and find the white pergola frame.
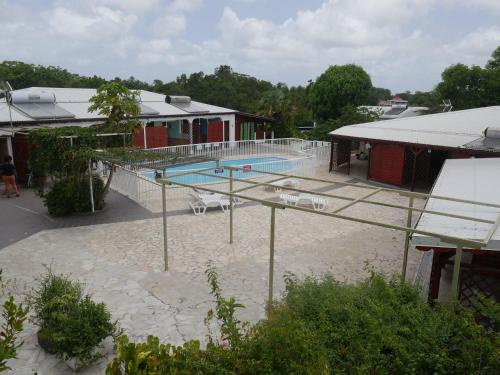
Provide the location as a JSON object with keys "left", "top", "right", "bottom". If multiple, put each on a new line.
{"left": 157, "top": 166, "right": 500, "bottom": 307}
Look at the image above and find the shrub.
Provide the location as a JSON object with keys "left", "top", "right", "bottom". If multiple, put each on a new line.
{"left": 0, "top": 270, "right": 29, "bottom": 373}
{"left": 282, "top": 272, "right": 500, "bottom": 374}
{"left": 30, "top": 270, "right": 119, "bottom": 368}
{"left": 44, "top": 174, "right": 105, "bottom": 216}
{"left": 107, "top": 269, "right": 500, "bottom": 374}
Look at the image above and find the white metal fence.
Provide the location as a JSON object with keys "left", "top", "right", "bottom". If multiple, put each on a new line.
{"left": 149, "top": 138, "right": 331, "bottom": 161}
{"left": 109, "top": 138, "right": 330, "bottom": 209}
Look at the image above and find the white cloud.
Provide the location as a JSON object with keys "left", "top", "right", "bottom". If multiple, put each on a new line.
{"left": 171, "top": 0, "right": 203, "bottom": 13}
{"left": 442, "top": 27, "right": 500, "bottom": 64}
{"left": 0, "top": 0, "right": 499, "bottom": 92}
{"left": 92, "top": 0, "right": 161, "bottom": 12}
{"left": 47, "top": 5, "right": 137, "bottom": 41}
{"left": 152, "top": 13, "right": 187, "bottom": 36}
{"left": 451, "top": 0, "right": 500, "bottom": 14}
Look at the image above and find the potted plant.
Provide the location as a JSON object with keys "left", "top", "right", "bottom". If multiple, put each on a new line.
{"left": 29, "top": 270, "right": 120, "bottom": 371}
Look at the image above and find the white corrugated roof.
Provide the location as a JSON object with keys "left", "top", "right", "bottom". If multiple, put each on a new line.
{"left": 411, "top": 158, "right": 500, "bottom": 250}
{"left": 0, "top": 87, "right": 236, "bottom": 125}
{"left": 330, "top": 106, "right": 500, "bottom": 148}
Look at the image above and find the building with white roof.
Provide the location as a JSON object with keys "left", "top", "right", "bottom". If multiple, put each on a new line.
{"left": 0, "top": 87, "right": 272, "bottom": 182}
{"left": 329, "top": 106, "right": 500, "bottom": 190}
{"left": 410, "top": 157, "right": 500, "bottom": 308}
{"left": 362, "top": 97, "right": 429, "bottom": 120}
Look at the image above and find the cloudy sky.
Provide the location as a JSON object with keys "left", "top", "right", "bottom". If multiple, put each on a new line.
{"left": 1, "top": 0, "right": 500, "bottom": 92}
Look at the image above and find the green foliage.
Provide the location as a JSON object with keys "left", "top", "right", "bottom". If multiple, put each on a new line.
{"left": 205, "top": 265, "right": 246, "bottom": 349}
{"left": 0, "top": 270, "right": 29, "bottom": 373}
{"left": 309, "top": 64, "right": 373, "bottom": 120}
{"left": 28, "top": 127, "right": 107, "bottom": 216}
{"left": 306, "top": 105, "right": 379, "bottom": 141}
{"left": 108, "top": 268, "right": 499, "bottom": 374}
{"left": 282, "top": 272, "right": 500, "bottom": 374}
{"left": 436, "top": 64, "right": 489, "bottom": 110}
{"left": 44, "top": 174, "right": 105, "bottom": 216}
{"left": 107, "top": 266, "right": 327, "bottom": 374}
{"left": 27, "top": 82, "right": 142, "bottom": 216}
{"left": 29, "top": 270, "right": 119, "bottom": 368}
{"left": 486, "top": 46, "right": 500, "bottom": 70}
{"left": 0, "top": 61, "right": 108, "bottom": 89}
{"left": 436, "top": 55, "right": 500, "bottom": 110}
{"left": 366, "top": 86, "right": 392, "bottom": 105}
{"left": 88, "top": 82, "right": 141, "bottom": 128}
{"left": 472, "top": 293, "right": 500, "bottom": 333}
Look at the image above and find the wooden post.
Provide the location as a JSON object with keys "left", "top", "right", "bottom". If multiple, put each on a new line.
{"left": 451, "top": 246, "right": 463, "bottom": 300}
{"left": 402, "top": 196, "right": 414, "bottom": 279}
{"left": 162, "top": 183, "right": 168, "bottom": 271}
{"left": 329, "top": 138, "right": 334, "bottom": 172}
{"left": 229, "top": 169, "right": 234, "bottom": 244}
{"left": 88, "top": 160, "right": 95, "bottom": 213}
{"left": 268, "top": 207, "right": 276, "bottom": 312}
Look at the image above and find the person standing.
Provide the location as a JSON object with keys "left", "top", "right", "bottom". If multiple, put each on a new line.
{"left": 1, "top": 155, "right": 20, "bottom": 198}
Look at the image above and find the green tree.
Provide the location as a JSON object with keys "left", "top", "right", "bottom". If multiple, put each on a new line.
{"left": 486, "top": 46, "right": 500, "bottom": 70}
{"left": 88, "top": 82, "right": 141, "bottom": 129}
{"left": 309, "top": 64, "right": 373, "bottom": 120}
{"left": 366, "top": 86, "right": 392, "bottom": 105}
{"left": 257, "top": 86, "right": 302, "bottom": 138}
{"left": 436, "top": 64, "right": 487, "bottom": 110}
{"left": 307, "top": 105, "right": 378, "bottom": 141}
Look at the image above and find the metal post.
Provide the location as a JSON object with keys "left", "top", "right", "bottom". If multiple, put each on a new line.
{"left": 268, "top": 207, "right": 276, "bottom": 312}
{"left": 229, "top": 169, "right": 234, "bottom": 244}
{"left": 88, "top": 160, "right": 95, "bottom": 213}
{"left": 162, "top": 183, "right": 169, "bottom": 271}
{"left": 402, "top": 196, "right": 414, "bottom": 280}
{"left": 451, "top": 245, "right": 463, "bottom": 300}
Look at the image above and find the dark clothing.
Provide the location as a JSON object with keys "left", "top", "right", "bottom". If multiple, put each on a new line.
{"left": 1, "top": 163, "right": 15, "bottom": 176}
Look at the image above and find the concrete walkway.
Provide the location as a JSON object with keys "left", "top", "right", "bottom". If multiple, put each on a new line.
{"left": 0, "top": 174, "right": 424, "bottom": 374}
{"left": 0, "top": 189, "right": 159, "bottom": 250}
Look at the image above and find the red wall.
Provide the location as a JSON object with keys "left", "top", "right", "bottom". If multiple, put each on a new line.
{"left": 207, "top": 120, "right": 224, "bottom": 143}
{"left": 255, "top": 125, "right": 265, "bottom": 140}
{"left": 12, "top": 134, "right": 30, "bottom": 184}
{"left": 369, "top": 143, "right": 406, "bottom": 186}
{"left": 133, "top": 127, "right": 168, "bottom": 148}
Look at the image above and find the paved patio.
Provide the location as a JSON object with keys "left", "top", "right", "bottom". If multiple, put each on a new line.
{"left": 0, "top": 173, "right": 424, "bottom": 374}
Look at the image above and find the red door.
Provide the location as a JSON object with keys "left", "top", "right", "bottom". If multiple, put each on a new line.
{"left": 369, "top": 144, "right": 405, "bottom": 186}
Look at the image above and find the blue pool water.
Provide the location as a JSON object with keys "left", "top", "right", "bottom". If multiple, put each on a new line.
{"left": 144, "top": 157, "right": 296, "bottom": 185}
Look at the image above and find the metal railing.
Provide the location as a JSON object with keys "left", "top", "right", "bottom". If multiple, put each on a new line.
{"left": 108, "top": 138, "right": 330, "bottom": 207}
{"left": 148, "top": 138, "right": 331, "bottom": 161}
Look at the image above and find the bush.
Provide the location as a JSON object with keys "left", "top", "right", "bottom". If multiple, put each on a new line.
{"left": 30, "top": 270, "right": 119, "bottom": 368}
{"left": 282, "top": 272, "right": 500, "bottom": 374}
{"left": 44, "top": 174, "right": 105, "bottom": 216}
{"left": 107, "top": 269, "right": 500, "bottom": 374}
{"left": 0, "top": 270, "right": 29, "bottom": 373}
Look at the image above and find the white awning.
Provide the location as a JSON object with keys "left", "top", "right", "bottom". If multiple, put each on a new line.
{"left": 411, "top": 158, "right": 500, "bottom": 250}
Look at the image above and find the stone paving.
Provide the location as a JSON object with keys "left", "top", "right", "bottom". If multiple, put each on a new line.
{"left": 0, "top": 170, "right": 425, "bottom": 374}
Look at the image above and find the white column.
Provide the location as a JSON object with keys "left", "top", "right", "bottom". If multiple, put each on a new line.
{"left": 229, "top": 114, "right": 236, "bottom": 143}
{"left": 188, "top": 119, "right": 193, "bottom": 144}
{"left": 6, "top": 136, "right": 13, "bottom": 161}
{"left": 143, "top": 122, "right": 147, "bottom": 149}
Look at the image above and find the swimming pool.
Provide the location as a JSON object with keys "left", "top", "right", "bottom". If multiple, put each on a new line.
{"left": 144, "top": 157, "right": 297, "bottom": 185}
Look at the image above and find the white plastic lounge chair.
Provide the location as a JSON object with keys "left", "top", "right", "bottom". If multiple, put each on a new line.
{"left": 189, "top": 200, "right": 207, "bottom": 216}
{"left": 279, "top": 193, "right": 327, "bottom": 211}
{"left": 267, "top": 178, "right": 301, "bottom": 192}
{"left": 189, "top": 192, "right": 230, "bottom": 214}
{"left": 279, "top": 193, "right": 299, "bottom": 206}
{"left": 297, "top": 193, "right": 328, "bottom": 211}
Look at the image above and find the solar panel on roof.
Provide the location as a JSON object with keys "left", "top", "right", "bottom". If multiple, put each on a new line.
{"left": 140, "top": 103, "right": 160, "bottom": 115}
{"left": 170, "top": 102, "right": 210, "bottom": 114}
{"left": 384, "top": 108, "right": 407, "bottom": 116}
{"left": 12, "top": 102, "right": 75, "bottom": 120}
